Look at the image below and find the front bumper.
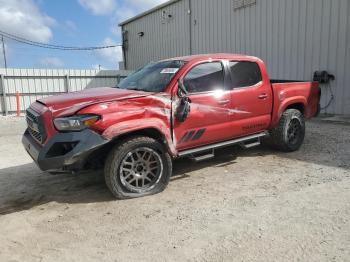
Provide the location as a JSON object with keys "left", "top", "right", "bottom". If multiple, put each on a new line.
{"left": 22, "top": 129, "right": 109, "bottom": 171}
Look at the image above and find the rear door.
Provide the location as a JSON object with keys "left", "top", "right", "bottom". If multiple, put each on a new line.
{"left": 227, "top": 61, "right": 273, "bottom": 137}
{"left": 174, "top": 61, "right": 233, "bottom": 150}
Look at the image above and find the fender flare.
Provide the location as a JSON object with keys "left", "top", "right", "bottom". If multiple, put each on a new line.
{"left": 102, "top": 118, "right": 177, "bottom": 157}
{"left": 271, "top": 97, "right": 307, "bottom": 127}
{"left": 279, "top": 97, "right": 307, "bottom": 115}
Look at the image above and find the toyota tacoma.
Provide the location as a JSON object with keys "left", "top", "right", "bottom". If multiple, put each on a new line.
{"left": 22, "top": 54, "right": 321, "bottom": 199}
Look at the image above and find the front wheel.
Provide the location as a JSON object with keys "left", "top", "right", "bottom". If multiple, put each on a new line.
{"left": 104, "top": 136, "right": 172, "bottom": 199}
{"left": 268, "top": 109, "right": 305, "bottom": 152}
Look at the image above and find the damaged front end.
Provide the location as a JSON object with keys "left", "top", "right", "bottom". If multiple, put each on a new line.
{"left": 22, "top": 103, "right": 109, "bottom": 172}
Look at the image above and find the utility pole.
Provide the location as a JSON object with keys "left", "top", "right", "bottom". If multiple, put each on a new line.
{"left": 1, "top": 36, "right": 7, "bottom": 69}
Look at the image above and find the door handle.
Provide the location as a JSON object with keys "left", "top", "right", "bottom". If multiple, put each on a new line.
{"left": 258, "top": 93, "right": 268, "bottom": 99}
{"left": 217, "top": 99, "right": 230, "bottom": 105}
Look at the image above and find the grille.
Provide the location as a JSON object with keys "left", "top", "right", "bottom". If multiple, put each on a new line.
{"left": 28, "top": 127, "right": 42, "bottom": 143}
{"left": 26, "top": 108, "right": 46, "bottom": 144}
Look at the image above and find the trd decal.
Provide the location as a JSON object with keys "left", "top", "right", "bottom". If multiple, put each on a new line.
{"left": 183, "top": 131, "right": 195, "bottom": 143}
{"left": 179, "top": 129, "right": 206, "bottom": 144}
{"left": 191, "top": 128, "right": 206, "bottom": 140}
{"left": 178, "top": 132, "right": 189, "bottom": 144}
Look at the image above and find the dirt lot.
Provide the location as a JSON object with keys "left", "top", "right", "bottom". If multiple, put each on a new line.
{"left": 0, "top": 117, "right": 349, "bottom": 262}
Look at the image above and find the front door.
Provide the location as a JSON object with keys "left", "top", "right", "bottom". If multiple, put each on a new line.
{"left": 174, "top": 61, "right": 233, "bottom": 151}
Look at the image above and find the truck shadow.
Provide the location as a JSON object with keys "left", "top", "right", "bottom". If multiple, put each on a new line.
{"left": 0, "top": 120, "right": 348, "bottom": 216}
{"left": 0, "top": 148, "right": 239, "bottom": 216}
{"left": 172, "top": 147, "right": 239, "bottom": 178}
{"left": 0, "top": 164, "right": 109, "bottom": 216}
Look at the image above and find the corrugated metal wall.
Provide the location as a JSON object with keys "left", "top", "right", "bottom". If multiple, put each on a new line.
{"left": 123, "top": 0, "right": 190, "bottom": 70}
{"left": 0, "top": 68, "right": 131, "bottom": 114}
{"left": 121, "top": 0, "right": 350, "bottom": 115}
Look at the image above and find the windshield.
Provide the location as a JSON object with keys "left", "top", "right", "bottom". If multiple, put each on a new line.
{"left": 117, "top": 60, "right": 185, "bottom": 92}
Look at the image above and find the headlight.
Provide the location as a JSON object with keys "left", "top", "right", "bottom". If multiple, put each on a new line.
{"left": 54, "top": 115, "right": 100, "bottom": 131}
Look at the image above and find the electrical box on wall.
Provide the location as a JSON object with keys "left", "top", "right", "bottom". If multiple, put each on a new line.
{"left": 234, "top": 0, "right": 256, "bottom": 10}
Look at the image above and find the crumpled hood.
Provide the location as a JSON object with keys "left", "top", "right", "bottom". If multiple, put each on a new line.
{"left": 37, "top": 87, "right": 154, "bottom": 116}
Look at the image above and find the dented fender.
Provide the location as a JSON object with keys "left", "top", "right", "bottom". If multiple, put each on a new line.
{"left": 102, "top": 118, "right": 177, "bottom": 157}
{"left": 76, "top": 93, "right": 178, "bottom": 156}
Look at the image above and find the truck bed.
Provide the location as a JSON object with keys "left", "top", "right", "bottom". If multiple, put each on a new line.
{"left": 270, "top": 80, "right": 320, "bottom": 127}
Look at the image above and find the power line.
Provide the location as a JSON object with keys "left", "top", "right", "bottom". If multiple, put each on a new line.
{"left": 0, "top": 30, "right": 122, "bottom": 51}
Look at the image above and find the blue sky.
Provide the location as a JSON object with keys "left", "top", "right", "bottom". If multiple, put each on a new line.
{"left": 0, "top": 0, "right": 167, "bottom": 69}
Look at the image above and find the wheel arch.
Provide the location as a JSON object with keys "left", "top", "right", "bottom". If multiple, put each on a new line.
{"left": 280, "top": 97, "right": 307, "bottom": 116}
{"left": 285, "top": 103, "right": 305, "bottom": 115}
{"left": 83, "top": 127, "right": 175, "bottom": 170}
{"left": 112, "top": 128, "right": 168, "bottom": 147}
{"left": 102, "top": 119, "right": 177, "bottom": 157}
{"left": 271, "top": 97, "right": 307, "bottom": 128}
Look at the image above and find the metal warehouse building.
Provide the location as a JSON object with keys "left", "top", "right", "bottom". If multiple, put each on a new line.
{"left": 119, "top": 0, "right": 350, "bottom": 115}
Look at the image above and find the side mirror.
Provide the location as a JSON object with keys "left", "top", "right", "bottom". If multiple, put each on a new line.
{"left": 175, "top": 79, "right": 191, "bottom": 122}
{"left": 175, "top": 96, "right": 191, "bottom": 123}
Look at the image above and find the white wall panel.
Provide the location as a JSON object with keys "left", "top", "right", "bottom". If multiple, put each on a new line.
{"left": 0, "top": 69, "right": 131, "bottom": 114}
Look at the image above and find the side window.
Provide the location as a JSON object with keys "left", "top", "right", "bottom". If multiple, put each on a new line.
{"left": 184, "top": 62, "right": 224, "bottom": 93}
{"left": 229, "top": 61, "right": 262, "bottom": 88}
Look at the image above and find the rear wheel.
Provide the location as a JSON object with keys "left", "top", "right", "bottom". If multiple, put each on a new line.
{"left": 104, "top": 136, "right": 172, "bottom": 199}
{"left": 268, "top": 109, "right": 305, "bottom": 152}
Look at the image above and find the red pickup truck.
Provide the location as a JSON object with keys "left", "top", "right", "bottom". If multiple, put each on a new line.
{"left": 22, "top": 54, "right": 321, "bottom": 199}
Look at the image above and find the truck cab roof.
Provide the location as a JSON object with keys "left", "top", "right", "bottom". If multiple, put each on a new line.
{"left": 164, "top": 53, "right": 260, "bottom": 63}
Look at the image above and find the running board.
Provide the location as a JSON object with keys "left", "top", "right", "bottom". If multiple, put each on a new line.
{"left": 190, "top": 150, "right": 215, "bottom": 162}
{"left": 240, "top": 139, "right": 261, "bottom": 149}
{"left": 178, "top": 132, "right": 267, "bottom": 157}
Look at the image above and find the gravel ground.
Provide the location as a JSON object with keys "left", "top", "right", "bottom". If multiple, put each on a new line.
{"left": 0, "top": 117, "right": 349, "bottom": 262}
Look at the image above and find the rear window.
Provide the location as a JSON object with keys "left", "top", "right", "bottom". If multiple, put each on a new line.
{"left": 228, "top": 61, "right": 262, "bottom": 88}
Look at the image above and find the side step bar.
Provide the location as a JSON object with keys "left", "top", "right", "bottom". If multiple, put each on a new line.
{"left": 190, "top": 149, "right": 215, "bottom": 162}
{"left": 178, "top": 132, "right": 268, "bottom": 157}
{"left": 240, "top": 140, "right": 261, "bottom": 149}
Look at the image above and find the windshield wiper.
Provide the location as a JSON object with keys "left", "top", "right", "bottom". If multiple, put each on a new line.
{"left": 117, "top": 86, "right": 152, "bottom": 92}
{"left": 127, "top": 87, "right": 147, "bottom": 91}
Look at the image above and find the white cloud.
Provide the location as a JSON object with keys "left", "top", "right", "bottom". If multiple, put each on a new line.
{"left": 78, "top": 0, "right": 117, "bottom": 15}
{"left": 128, "top": 0, "right": 168, "bottom": 10}
{"left": 40, "top": 57, "right": 64, "bottom": 68}
{"left": 114, "top": 6, "right": 138, "bottom": 24}
{"left": 65, "top": 20, "right": 77, "bottom": 32}
{"left": 0, "top": 0, "right": 55, "bottom": 43}
{"left": 78, "top": 0, "right": 167, "bottom": 18}
{"left": 111, "top": 6, "right": 138, "bottom": 36}
{"left": 112, "top": 0, "right": 168, "bottom": 32}
{"left": 95, "top": 37, "right": 123, "bottom": 68}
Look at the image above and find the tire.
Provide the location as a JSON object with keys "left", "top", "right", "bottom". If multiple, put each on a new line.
{"left": 104, "top": 136, "right": 172, "bottom": 199}
{"left": 268, "top": 109, "right": 305, "bottom": 152}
